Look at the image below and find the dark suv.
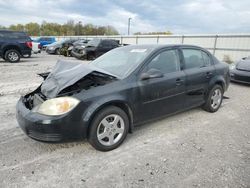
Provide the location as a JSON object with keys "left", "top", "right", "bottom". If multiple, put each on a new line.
{"left": 71, "top": 38, "right": 119, "bottom": 60}
{"left": 0, "top": 30, "right": 32, "bottom": 63}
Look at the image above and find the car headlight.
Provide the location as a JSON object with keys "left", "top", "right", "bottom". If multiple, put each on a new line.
{"left": 32, "top": 97, "right": 80, "bottom": 116}
{"left": 80, "top": 50, "right": 86, "bottom": 55}
{"left": 48, "top": 46, "right": 55, "bottom": 50}
{"left": 229, "top": 64, "right": 236, "bottom": 70}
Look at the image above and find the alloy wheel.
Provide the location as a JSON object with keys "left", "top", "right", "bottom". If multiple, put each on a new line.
{"left": 211, "top": 88, "right": 222, "bottom": 109}
{"left": 8, "top": 52, "right": 19, "bottom": 61}
{"left": 97, "top": 114, "right": 125, "bottom": 146}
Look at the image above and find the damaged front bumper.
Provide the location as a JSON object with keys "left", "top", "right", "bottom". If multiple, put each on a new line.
{"left": 71, "top": 50, "right": 86, "bottom": 59}
{"left": 16, "top": 97, "right": 88, "bottom": 142}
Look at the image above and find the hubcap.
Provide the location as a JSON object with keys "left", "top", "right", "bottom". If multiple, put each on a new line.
{"left": 8, "top": 52, "right": 18, "bottom": 61}
{"left": 211, "top": 89, "right": 222, "bottom": 109}
{"left": 97, "top": 114, "right": 125, "bottom": 146}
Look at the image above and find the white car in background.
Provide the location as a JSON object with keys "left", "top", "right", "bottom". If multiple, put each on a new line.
{"left": 32, "top": 41, "right": 41, "bottom": 54}
{"left": 23, "top": 41, "right": 41, "bottom": 58}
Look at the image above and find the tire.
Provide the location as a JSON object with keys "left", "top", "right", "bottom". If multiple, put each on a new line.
{"left": 203, "top": 84, "right": 224, "bottom": 113}
{"left": 4, "top": 49, "right": 21, "bottom": 63}
{"left": 87, "top": 53, "right": 95, "bottom": 60}
{"left": 55, "top": 48, "right": 60, "bottom": 55}
{"left": 88, "top": 106, "right": 129, "bottom": 151}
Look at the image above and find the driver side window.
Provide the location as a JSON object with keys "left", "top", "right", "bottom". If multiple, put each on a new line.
{"left": 147, "top": 49, "right": 180, "bottom": 74}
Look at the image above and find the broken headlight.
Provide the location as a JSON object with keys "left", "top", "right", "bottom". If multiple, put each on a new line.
{"left": 32, "top": 97, "right": 80, "bottom": 116}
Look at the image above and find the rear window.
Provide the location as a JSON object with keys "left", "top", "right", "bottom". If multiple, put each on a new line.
{"left": 182, "top": 49, "right": 205, "bottom": 69}
{"left": 0, "top": 31, "right": 29, "bottom": 40}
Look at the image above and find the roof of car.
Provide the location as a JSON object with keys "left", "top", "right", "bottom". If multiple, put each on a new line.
{"left": 124, "top": 44, "right": 203, "bottom": 49}
{"left": 121, "top": 44, "right": 210, "bottom": 54}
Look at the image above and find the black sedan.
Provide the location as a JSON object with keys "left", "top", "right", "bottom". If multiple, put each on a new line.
{"left": 16, "top": 45, "right": 230, "bottom": 151}
{"left": 230, "top": 57, "right": 250, "bottom": 84}
{"left": 71, "top": 38, "right": 119, "bottom": 60}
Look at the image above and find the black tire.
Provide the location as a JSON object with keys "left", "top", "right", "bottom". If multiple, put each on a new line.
{"left": 87, "top": 53, "right": 95, "bottom": 60}
{"left": 4, "top": 49, "right": 21, "bottom": 63}
{"left": 88, "top": 106, "right": 129, "bottom": 151}
{"left": 203, "top": 84, "right": 224, "bottom": 113}
{"left": 55, "top": 48, "right": 60, "bottom": 55}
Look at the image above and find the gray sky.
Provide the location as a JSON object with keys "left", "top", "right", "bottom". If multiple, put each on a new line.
{"left": 0, "top": 0, "right": 250, "bottom": 34}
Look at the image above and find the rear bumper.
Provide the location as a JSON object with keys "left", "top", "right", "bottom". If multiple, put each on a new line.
{"left": 16, "top": 97, "right": 88, "bottom": 142}
{"left": 230, "top": 69, "right": 250, "bottom": 84}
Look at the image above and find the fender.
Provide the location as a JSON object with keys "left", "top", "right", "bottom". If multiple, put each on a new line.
{"left": 208, "top": 75, "right": 226, "bottom": 92}
{"left": 2, "top": 42, "right": 21, "bottom": 54}
{"left": 81, "top": 94, "right": 134, "bottom": 133}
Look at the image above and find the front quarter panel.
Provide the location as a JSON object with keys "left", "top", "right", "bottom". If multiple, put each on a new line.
{"left": 74, "top": 79, "right": 138, "bottom": 132}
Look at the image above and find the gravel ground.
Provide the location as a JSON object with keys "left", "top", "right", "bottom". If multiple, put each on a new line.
{"left": 0, "top": 53, "right": 249, "bottom": 188}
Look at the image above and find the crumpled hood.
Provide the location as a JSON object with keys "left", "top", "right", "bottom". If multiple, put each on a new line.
{"left": 41, "top": 60, "right": 116, "bottom": 98}
{"left": 237, "top": 60, "right": 250, "bottom": 71}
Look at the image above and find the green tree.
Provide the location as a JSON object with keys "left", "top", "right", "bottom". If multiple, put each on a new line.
{"left": 25, "top": 22, "right": 40, "bottom": 36}
{"left": 4, "top": 20, "right": 120, "bottom": 36}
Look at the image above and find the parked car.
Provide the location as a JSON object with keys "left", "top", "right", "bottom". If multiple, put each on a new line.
{"left": 0, "top": 30, "right": 32, "bottom": 63}
{"left": 230, "top": 57, "right": 250, "bottom": 84}
{"left": 33, "top": 37, "right": 56, "bottom": 48}
{"left": 71, "top": 38, "right": 119, "bottom": 60}
{"left": 16, "top": 44, "right": 230, "bottom": 151}
{"left": 46, "top": 39, "right": 77, "bottom": 55}
{"left": 32, "top": 41, "right": 41, "bottom": 54}
{"left": 59, "top": 39, "right": 79, "bottom": 56}
{"left": 66, "top": 39, "right": 90, "bottom": 56}
{"left": 23, "top": 41, "right": 41, "bottom": 58}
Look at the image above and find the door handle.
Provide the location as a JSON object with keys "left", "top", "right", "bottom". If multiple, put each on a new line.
{"left": 176, "top": 78, "right": 183, "bottom": 86}
{"left": 206, "top": 72, "right": 213, "bottom": 78}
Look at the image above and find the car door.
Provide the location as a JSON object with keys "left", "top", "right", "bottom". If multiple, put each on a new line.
{"left": 97, "top": 40, "right": 113, "bottom": 56}
{"left": 136, "top": 48, "right": 186, "bottom": 122}
{"left": 180, "top": 48, "right": 215, "bottom": 107}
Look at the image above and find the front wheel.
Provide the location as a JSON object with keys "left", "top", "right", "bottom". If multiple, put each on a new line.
{"left": 87, "top": 53, "right": 95, "bottom": 60}
{"left": 88, "top": 106, "right": 129, "bottom": 151}
{"left": 203, "top": 84, "right": 224, "bottom": 112}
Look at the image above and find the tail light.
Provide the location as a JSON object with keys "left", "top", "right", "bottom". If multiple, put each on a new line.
{"left": 25, "top": 41, "right": 32, "bottom": 48}
{"left": 38, "top": 44, "right": 41, "bottom": 49}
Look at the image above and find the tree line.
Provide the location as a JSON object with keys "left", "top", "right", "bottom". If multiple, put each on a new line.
{"left": 0, "top": 20, "right": 119, "bottom": 36}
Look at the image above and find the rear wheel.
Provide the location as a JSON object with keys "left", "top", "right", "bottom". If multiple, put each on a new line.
{"left": 4, "top": 49, "right": 21, "bottom": 63}
{"left": 88, "top": 106, "right": 129, "bottom": 151}
{"left": 203, "top": 84, "right": 223, "bottom": 112}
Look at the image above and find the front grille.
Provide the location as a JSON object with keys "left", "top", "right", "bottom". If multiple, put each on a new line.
{"left": 234, "top": 74, "right": 250, "bottom": 83}
{"left": 28, "top": 130, "right": 62, "bottom": 142}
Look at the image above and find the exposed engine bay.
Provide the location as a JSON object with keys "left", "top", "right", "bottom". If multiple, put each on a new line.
{"left": 23, "top": 71, "right": 116, "bottom": 110}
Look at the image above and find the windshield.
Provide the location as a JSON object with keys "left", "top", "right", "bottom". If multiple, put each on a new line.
{"left": 90, "top": 46, "right": 154, "bottom": 78}
{"left": 87, "top": 39, "right": 100, "bottom": 47}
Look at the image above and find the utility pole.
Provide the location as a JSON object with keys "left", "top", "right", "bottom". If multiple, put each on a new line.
{"left": 128, "top": 18, "right": 132, "bottom": 35}
{"left": 78, "top": 21, "right": 82, "bottom": 36}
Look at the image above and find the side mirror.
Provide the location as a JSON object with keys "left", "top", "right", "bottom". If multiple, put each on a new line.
{"left": 140, "top": 68, "right": 164, "bottom": 80}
